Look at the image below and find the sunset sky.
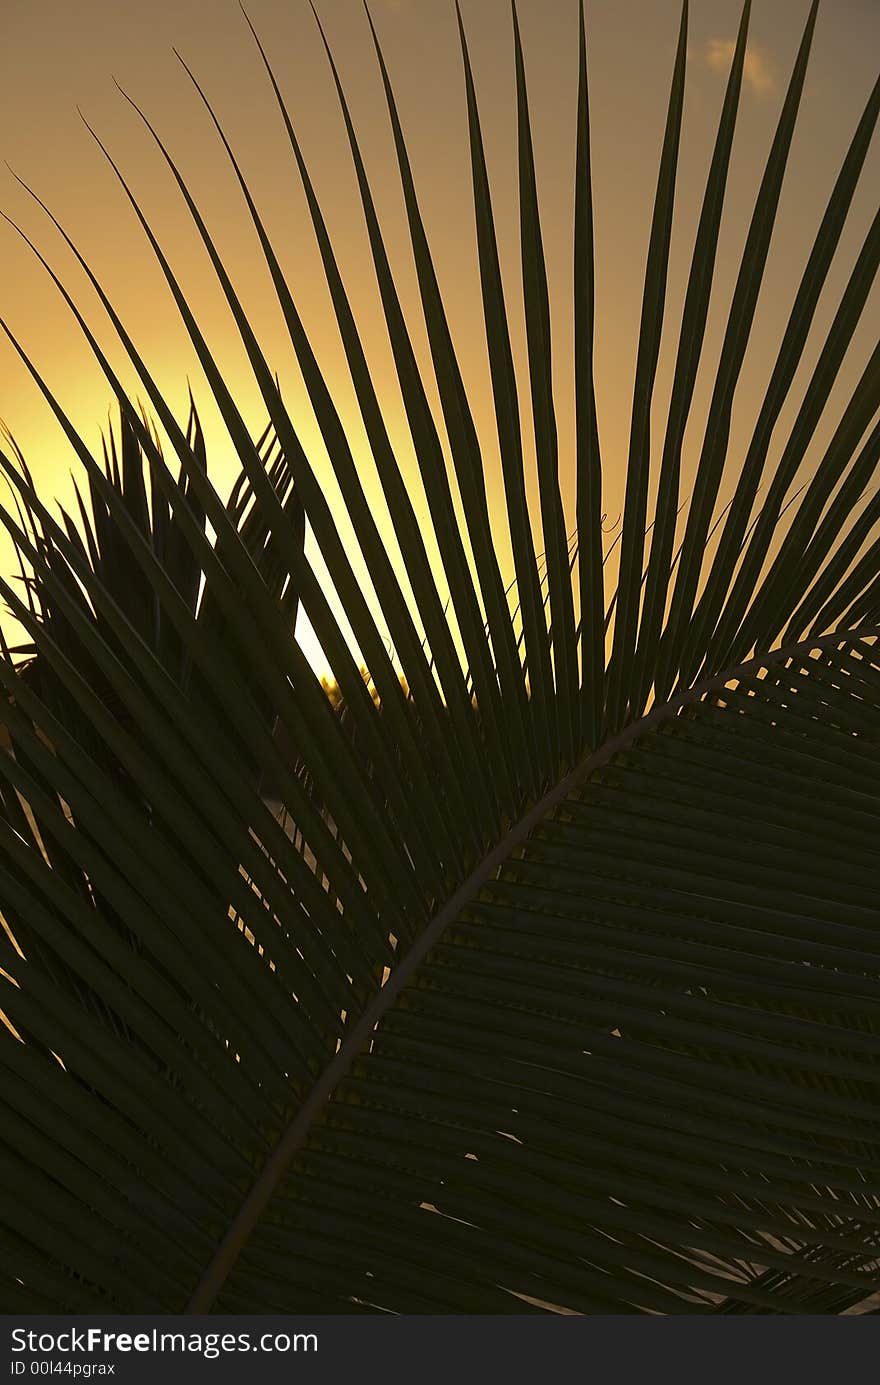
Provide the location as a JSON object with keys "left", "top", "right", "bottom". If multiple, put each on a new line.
{"left": 1, "top": 0, "right": 878, "bottom": 674}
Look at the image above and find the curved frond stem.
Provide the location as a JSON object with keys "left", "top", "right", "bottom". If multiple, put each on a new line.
{"left": 187, "top": 620, "right": 879, "bottom": 1312}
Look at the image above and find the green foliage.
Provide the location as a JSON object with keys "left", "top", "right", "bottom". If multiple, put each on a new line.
{"left": 0, "top": 0, "right": 879, "bottom": 1314}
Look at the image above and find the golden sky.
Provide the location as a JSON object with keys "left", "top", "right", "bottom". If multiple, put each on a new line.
{"left": 1, "top": 0, "right": 878, "bottom": 676}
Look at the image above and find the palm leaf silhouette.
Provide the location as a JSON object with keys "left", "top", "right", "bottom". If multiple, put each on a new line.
{"left": 1, "top": 0, "right": 879, "bottom": 1313}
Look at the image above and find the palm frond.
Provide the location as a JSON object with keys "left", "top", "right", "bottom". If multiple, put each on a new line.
{"left": 0, "top": 0, "right": 879, "bottom": 1315}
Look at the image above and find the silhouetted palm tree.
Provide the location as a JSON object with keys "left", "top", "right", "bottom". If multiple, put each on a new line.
{"left": 0, "top": 0, "right": 879, "bottom": 1313}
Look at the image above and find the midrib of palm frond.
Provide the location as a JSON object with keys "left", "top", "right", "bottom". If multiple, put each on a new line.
{"left": 185, "top": 620, "right": 880, "bottom": 1311}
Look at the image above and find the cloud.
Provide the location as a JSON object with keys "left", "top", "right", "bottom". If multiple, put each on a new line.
{"left": 703, "top": 38, "right": 776, "bottom": 96}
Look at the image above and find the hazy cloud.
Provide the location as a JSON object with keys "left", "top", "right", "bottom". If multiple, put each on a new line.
{"left": 703, "top": 38, "right": 776, "bottom": 96}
